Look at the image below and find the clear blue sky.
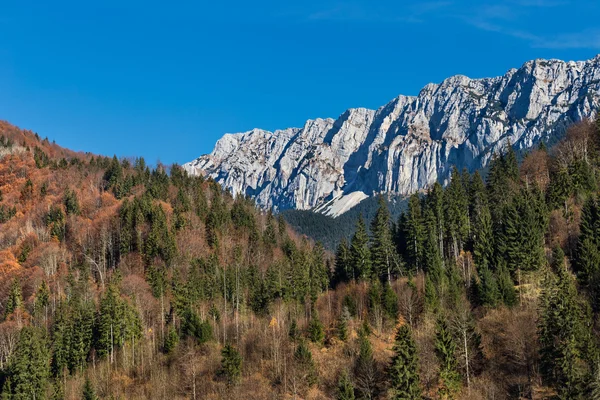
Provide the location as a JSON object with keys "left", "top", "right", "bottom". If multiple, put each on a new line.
{"left": 1, "top": 1, "right": 599, "bottom": 165}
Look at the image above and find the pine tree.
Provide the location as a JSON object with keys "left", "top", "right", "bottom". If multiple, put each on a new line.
{"left": 388, "top": 324, "right": 422, "bottom": 400}
{"left": 576, "top": 197, "right": 600, "bottom": 284}
{"left": 308, "top": 313, "right": 325, "bottom": 345}
{"left": 334, "top": 238, "right": 352, "bottom": 285}
{"left": 538, "top": 267, "right": 592, "bottom": 398}
{"left": 476, "top": 265, "right": 500, "bottom": 307}
{"left": 63, "top": 188, "right": 80, "bottom": 216}
{"left": 496, "top": 264, "right": 517, "bottom": 307}
{"left": 309, "top": 243, "right": 329, "bottom": 302}
{"left": 404, "top": 194, "right": 425, "bottom": 273}
{"left": 219, "top": 344, "right": 243, "bottom": 385}
{"left": 371, "top": 195, "right": 401, "bottom": 282}
{"left": 337, "top": 369, "right": 355, "bottom": 400}
{"left": 289, "top": 319, "right": 300, "bottom": 342}
{"left": 337, "top": 312, "right": 349, "bottom": 342}
{"left": 4, "top": 279, "right": 22, "bottom": 319}
{"left": 444, "top": 167, "right": 470, "bottom": 261}
{"left": 355, "top": 329, "right": 377, "bottom": 400}
{"left": 382, "top": 282, "right": 399, "bottom": 319}
{"left": 294, "top": 340, "right": 317, "bottom": 386}
{"left": 4, "top": 327, "right": 51, "bottom": 400}
{"left": 435, "top": 318, "right": 461, "bottom": 398}
{"left": 350, "top": 215, "right": 372, "bottom": 280}
{"left": 82, "top": 377, "right": 98, "bottom": 400}
{"left": 472, "top": 201, "right": 493, "bottom": 269}
{"left": 163, "top": 326, "right": 179, "bottom": 354}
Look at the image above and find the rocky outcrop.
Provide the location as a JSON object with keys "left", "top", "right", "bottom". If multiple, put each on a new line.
{"left": 184, "top": 55, "right": 600, "bottom": 215}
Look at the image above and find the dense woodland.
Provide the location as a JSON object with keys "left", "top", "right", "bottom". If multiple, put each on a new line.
{"left": 0, "top": 118, "right": 600, "bottom": 399}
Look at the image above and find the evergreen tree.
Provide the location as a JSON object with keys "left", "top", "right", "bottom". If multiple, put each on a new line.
{"left": 576, "top": 197, "right": 600, "bottom": 284}
{"left": 382, "top": 282, "right": 399, "bottom": 320}
{"left": 403, "top": 194, "right": 425, "bottom": 273}
{"left": 4, "top": 279, "right": 23, "bottom": 319}
{"left": 444, "top": 167, "right": 470, "bottom": 261}
{"left": 388, "top": 324, "right": 422, "bottom": 400}
{"left": 163, "top": 326, "right": 179, "bottom": 354}
{"left": 337, "top": 370, "right": 355, "bottom": 400}
{"left": 496, "top": 264, "right": 517, "bottom": 307}
{"left": 337, "top": 313, "right": 349, "bottom": 342}
{"left": 472, "top": 201, "right": 494, "bottom": 269}
{"left": 350, "top": 216, "right": 372, "bottom": 280}
{"left": 371, "top": 195, "right": 401, "bottom": 282}
{"left": 475, "top": 265, "right": 500, "bottom": 307}
{"left": 4, "top": 327, "right": 51, "bottom": 400}
{"left": 294, "top": 340, "right": 317, "bottom": 386}
{"left": 308, "top": 313, "right": 325, "bottom": 345}
{"left": 435, "top": 318, "right": 461, "bottom": 399}
{"left": 63, "top": 188, "right": 80, "bottom": 216}
{"left": 538, "top": 267, "right": 593, "bottom": 398}
{"left": 219, "top": 344, "right": 243, "bottom": 385}
{"left": 289, "top": 319, "right": 300, "bottom": 342}
{"left": 82, "top": 377, "right": 98, "bottom": 400}
{"left": 354, "top": 329, "right": 377, "bottom": 400}
{"left": 334, "top": 238, "right": 352, "bottom": 285}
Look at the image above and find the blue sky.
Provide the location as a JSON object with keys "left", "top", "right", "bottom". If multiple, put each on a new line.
{"left": 1, "top": 0, "right": 599, "bottom": 165}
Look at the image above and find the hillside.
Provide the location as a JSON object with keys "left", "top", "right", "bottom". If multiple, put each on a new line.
{"left": 0, "top": 119, "right": 599, "bottom": 399}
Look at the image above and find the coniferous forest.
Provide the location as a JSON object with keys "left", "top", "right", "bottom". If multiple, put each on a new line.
{"left": 1, "top": 118, "right": 600, "bottom": 399}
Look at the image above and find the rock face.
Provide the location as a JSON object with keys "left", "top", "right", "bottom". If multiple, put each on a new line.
{"left": 184, "top": 55, "right": 600, "bottom": 215}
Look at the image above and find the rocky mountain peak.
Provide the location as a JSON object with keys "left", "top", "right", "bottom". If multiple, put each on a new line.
{"left": 184, "top": 55, "right": 600, "bottom": 217}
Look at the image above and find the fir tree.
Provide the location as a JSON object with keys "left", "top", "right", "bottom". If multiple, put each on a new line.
{"left": 403, "top": 194, "right": 425, "bottom": 273}
{"left": 82, "top": 377, "right": 98, "bottom": 400}
{"left": 337, "top": 369, "right": 355, "bottom": 400}
{"left": 435, "top": 317, "right": 461, "bottom": 398}
{"left": 337, "top": 310, "right": 349, "bottom": 342}
{"left": 371, "top": 195, "right": 401, "bottom": 282}
{"left": 538, "top": 267, "right": 593, "bottom": 398}
{"left": 350, "top": 215, "right": 372, "bottom": 280}
{"left": 163, "top": 326, "right": 179, "bottom": 354}
{"left": 308, "top": 313, "right": 325, "bottom": 345}
{"left": 4, "top": 327, "right": 51, "bottom": 400}
{"left": 388, "top": 324, "right": 422, "bottom": 400}
{"left": 4, "top": 279, "right": 22, "bottom": 319}
{"left": 219, "top": 344, "right": 243, "bottom": 385}
{"left": 355, "top": 328, "right": 377, "bottom": 400}
{"left": 334, "top": 238, "right": 353, "bottom": 284}
{"left": 444, "top": 167, "right": 470, "bottom": 261}
{"left": 294, "top": 340, "right": 317, "bottom": 386}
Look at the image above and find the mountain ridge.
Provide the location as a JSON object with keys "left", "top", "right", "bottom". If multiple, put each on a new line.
{"left": 184, "top": 55, "right": 600, "bottom": 215}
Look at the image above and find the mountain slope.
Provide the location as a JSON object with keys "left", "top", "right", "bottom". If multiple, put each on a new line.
{"left": 184, "top": 55, "right": 600, "bottom": 214}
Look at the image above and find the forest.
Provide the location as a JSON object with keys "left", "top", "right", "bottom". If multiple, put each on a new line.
{"left": 0, "top": 118, "right": 599, "bottom": 399}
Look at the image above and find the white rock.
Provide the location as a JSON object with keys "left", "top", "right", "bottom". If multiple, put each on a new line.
{"left": 184, "top": 55, "right": 600, "bottom": 215}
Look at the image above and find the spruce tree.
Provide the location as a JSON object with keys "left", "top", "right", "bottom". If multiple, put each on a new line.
{"left": 388, "top": 324, "right": 422, "bottom": 400}
{"left": 82, "top": 377, "right": 98, "bottom": 400}
{"left": 334, "top": 238, "right": 352, "bottom": 284}
{"left": 294, "top": 340, "right": 317, "bottom": 386}
{"left": 371, "top": 195, "right": 401, "bottom": 282}
{"left": 4, "top": 327, "right": 51, "bottom": 400}
{"left": 496, "top": 264, "right": 517, "bottom": 307}
{"left": 538, "top": 267, "right": 592, "bottom": 398}
{"left": 337, "top": 313, "right": 349, "bottom": 342}
{"left": 337, "top": 370, "right": 355, "bottom": 400}
{"left": 350, "top": 215, "right": 372, "bottom": 280}
{"left": 308, "top": 313, "right": 325, "bottom": 345}
{"left": 435, "top": 317, "right": 461, "bottom": 398}
{"left": 4, "top": 279, "right": 22, "bottom": 319}
{"left": 354, "top": 329, "right": 376, "bottom": 400}
{"left": 219, "top": 344, "right": 243, "bottom": 385}
{"left": 444, "top": 167, "right": 470, "bottom": 261}
{"left": 404, "top": 194, "right": 425, "bottom": 273}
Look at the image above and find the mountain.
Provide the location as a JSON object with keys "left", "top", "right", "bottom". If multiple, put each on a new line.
{"left": 184, "top": 55, "right": 600, "bottom": 216}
